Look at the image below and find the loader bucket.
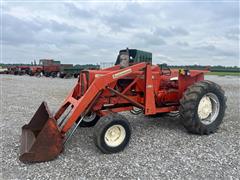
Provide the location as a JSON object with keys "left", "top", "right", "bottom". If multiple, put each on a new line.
{"left": 19, "top": 102, "right": 63, "bottom": 163}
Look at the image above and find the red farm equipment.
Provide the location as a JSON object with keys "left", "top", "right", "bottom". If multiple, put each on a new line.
{"left": 28, "top": 66, "right": 43, "bottom": 76}
{"left": 19, "top": 49, "right": 227, "bottom": 163}
{"left": 39, "top": 59, "right": 61, "bottom": 77}
{"left": 7, "top": 65, "right": 30, "bottom": 75}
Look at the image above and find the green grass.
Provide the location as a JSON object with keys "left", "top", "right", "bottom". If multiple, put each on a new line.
{"left": 207, "top": 71, "right": 240, "bottom": 76}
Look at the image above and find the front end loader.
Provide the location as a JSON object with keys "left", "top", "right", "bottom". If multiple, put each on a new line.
{"left": 19, "top": 49, "right": 226, "bottom": 163}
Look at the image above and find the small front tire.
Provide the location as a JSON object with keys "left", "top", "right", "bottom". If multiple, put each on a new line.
{"left": 93, "top": 113, "right": 131, "bottom": 154}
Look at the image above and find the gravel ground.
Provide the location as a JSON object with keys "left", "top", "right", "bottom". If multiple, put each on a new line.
{"left": 1, "top": 75, "right": 240, "bottom": 180}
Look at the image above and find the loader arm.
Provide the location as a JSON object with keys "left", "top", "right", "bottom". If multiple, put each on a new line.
{"left": 56, "top": 62, "right": 147, "bottom": 133}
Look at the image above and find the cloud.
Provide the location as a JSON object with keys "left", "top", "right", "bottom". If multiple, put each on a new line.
{"left": 2, "top": 13, "right": 83, "bottom": 45}
{"left": 102, "top": 14, "right": 136, "bottom": 32}
{"left": 134, "top": 32, "right": 167, "bottom": 46}
{"left": 176, "top": 41, "right": 189, "bottom": 47}
{"left": 225, "top": 27, "right": 239, "bottom": 41}
{"left": 2, "top": 2, "right": 239, "bottom": 66}
{"left": 194, "top": 44, "right": 237, "bottom": 57}
{"left": 98, "top": 3, "right": 161, "bottom": 32}
{"left": 64, "top": 3, "right": 95, "bottom": 19}
{"left": 154, "top": 26, "right": 189, "bottom": 37}
{"left": 2, "top": 14, "right": 39, "bottom": 45}
{"left": 42, "top": 19, "right": 82, "bottom": 33}
{"left": 195, "top": 45, "right": 217, "bottom": 51}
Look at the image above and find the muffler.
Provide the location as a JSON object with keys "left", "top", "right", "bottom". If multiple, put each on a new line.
{"left": 19, "top": 102, "right": 63, "bottom": 163}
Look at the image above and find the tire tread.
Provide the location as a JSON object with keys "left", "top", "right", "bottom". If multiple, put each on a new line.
{"left": 179, "top": 80, "right": 227, "bottom": 135}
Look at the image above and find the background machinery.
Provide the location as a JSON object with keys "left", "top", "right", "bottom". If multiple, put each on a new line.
{"left": 1, "top": 59, "right": 99, "bottom": 77}
{"left": 19, "top": 48, "right": 226, "bottom": 163}
{"left": 59, "top": 64, "right": 100, "bottom": 78}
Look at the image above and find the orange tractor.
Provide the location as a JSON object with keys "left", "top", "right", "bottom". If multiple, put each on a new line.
{"left": 19, "top": 49, "right": 226, "bottom": 163}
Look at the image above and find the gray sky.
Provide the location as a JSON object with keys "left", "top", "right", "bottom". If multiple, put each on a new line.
{"left": 2, "top": 1, "right": 239, "bottom": 66}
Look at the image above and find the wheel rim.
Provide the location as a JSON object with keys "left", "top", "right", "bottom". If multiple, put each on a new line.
{"left": 197, "top": 93, "right": 220, "bottom": 125}
{"left": 83, "top": 112, "right": 96, "bottom": 122}
{"left": 104, "top": 125, "right": 126, "bottom": 147}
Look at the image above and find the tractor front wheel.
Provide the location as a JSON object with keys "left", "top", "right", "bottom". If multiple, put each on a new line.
{"left": 93, "top": 113, "right": 131, "bottom": 154}
{"left": 179, "top": 80, "right": 226, "bottom": 135}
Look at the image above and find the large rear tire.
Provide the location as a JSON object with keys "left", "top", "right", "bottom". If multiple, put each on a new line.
{"left": 179, "top": 80, "right": 227, "bottom": 135}
{"left": 93, "top": 113, "right": 131, "bottom": 154}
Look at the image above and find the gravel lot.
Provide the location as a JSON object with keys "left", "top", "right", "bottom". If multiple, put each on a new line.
{"left": 1, "top": 75, "right": 240, "bottom": 179}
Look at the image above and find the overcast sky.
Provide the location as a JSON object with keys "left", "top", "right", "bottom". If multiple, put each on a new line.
{"left": 2, "top": 1, "right": 239, "bottom": 66}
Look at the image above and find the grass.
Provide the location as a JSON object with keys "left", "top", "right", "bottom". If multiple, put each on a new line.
{"left": 207, "top": 71, "right": 240, "bottom": 76}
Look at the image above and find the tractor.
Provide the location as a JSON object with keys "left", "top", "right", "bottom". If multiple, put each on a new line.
{"left": 19, "top": 48, "right": 226, "bottom": 163}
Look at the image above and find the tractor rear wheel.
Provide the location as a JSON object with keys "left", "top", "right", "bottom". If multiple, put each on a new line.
{"left": 93, "top": 113, "right": 131, "bottom": 154}
{"left": 179, "top": 80, "right": 226, "bottom": 135}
